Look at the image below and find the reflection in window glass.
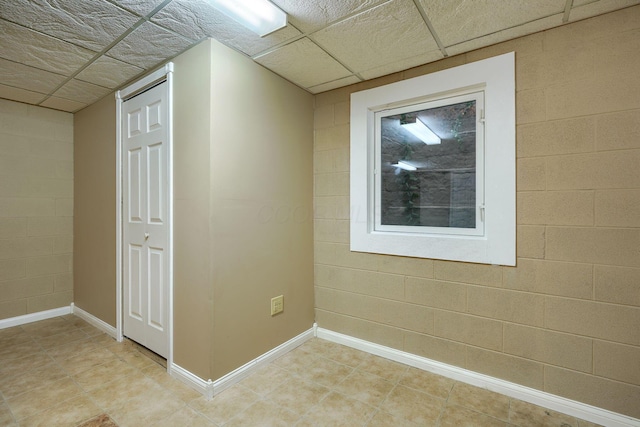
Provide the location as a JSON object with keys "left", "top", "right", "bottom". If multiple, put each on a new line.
{"left": 376, "top": 93, "right": 482, "bottom": 232}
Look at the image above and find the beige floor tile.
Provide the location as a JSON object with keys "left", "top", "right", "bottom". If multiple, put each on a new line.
{"left": 0, "top": 329, "right": 32, "bottom": 348}
{"left": 88, "top": 371, "right": 157, "bottom": 411}
{"left": 367, "top": 410, "right": 421, "bottom": 426}
{"left": 577, "top": 420, "right": 604, "bottom": 427}
{"left": 18, "top": 394, "right": 101, "bottom": 427}
{"left": 265, "top": 376, "right": 330, "bottom": 415}
{"left": 57, "top": 347, "right": 120, "bottom": 376}
{"left": 34, "top": 328, "right": 90, "bottom": 349}
{"left": 141, "top": 363, "right": 202, "bottom": 402}
{"left": 380, "top": 385, "right": 444, "bottom": 426}
{"left": 107, "top": 342, "right": 160, "bottom": 370}
{"left": 398, "top": 367, "right": 454, "bottom": 399}
{"left": 45, "top": 337, "right": 100, "bottom": 361}
{"left": 298, "top": 356, "right": 354, "bottom": 387}
{"left": 303, "top": 391, "right": 377, "bottom": 426}
{"left": 90, "top": 333, "right": 117, "bottom": 346}
{"left": 273, "top": 346, "right": 319, "bottom": 376}
{"left": 6, "top": 376, "right": 83, "bottom": 420}
{"left": 108, "top": 388, "right": 186, "bottom": 427}
{"left": 509, "top": 399, "right": 578, "bottom": 427}
{"left": 0, "top": 339, "right": 43, "bottom": 362}
{"left": 154, "top": 405, "right": 216, "bottom": 427}
{"left": 21, "top": 318, "right": 78, "bottom": 338}
{"left": 0, "top": 326, "right": 25, "bottom": 341}
{"left": 0, "top": 359, "right": 67, "bottom": 399}
{"left": 189, "top": 384, "right": 260, "bottom": 425}
{"left": 239, "top": 364, "right": 294, "bottom": 396}
{"left": 77, "top": 413, "right": 118, "bottom": 427}
{"left": 73, "top": 358, "right": 138, "bottom": 391}
{"left": 0, "top": 352, "right": 51, "bottom": 377}
{"left": 300, "top": 338, "right": 370, "bottom": 368}
{"left": 0, "top": 402, "right": 17, "bottom": 426}
{"left": 225, "top": 399, "right": 301, "bottom": 427}
{"left": 357, "top": 354, "right": 409, "bottom": 383}
{"left": 448, "top": 382, "right": 511, "bottom": 421}
{"left": 439, "top": 404, "right": 507, "bottom": 427}
{"left": 333, "top": 369, "right": 394, "bottom": 406}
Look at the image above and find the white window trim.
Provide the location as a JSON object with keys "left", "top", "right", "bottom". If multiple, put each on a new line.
{"left": 350, "top": 52, "right": 515, "bottom": 266}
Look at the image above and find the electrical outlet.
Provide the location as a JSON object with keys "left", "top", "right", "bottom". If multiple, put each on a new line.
{"left": 271, "top": 295, "right": 284, "bottom": 316}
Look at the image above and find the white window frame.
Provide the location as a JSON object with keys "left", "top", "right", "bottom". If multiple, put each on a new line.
{"left": 350, "top": 52, "right": 515, "bottom": 266}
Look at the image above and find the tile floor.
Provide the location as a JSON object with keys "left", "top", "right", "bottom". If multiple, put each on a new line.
{"left": 0, "top": 315, "right": 601, "bottom": 427}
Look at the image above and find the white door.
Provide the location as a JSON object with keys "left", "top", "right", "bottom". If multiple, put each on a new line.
{"left": 122, "top": 82, "right": 169, "bottom": 358}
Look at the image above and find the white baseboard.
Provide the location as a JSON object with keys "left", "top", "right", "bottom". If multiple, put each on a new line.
{"left": 0, "top": 305, "right": 72, "bottom": 329}
{"left": 71, "top": 303, "right": 117, "bottom": 338}
{"left": 170, "top": 326, "right": 315, "bottom": 400}
{"left": 316, "top": 327, "right": 640, "bottom": 427}
{"left": 170, "top": 363, "right": 214, "bottom": 399}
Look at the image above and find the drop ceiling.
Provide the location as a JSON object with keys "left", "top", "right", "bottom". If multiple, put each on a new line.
{"left": 0, "top": 0, "right": 637, "bottom": 113}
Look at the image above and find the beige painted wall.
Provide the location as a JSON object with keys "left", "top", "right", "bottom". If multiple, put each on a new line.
{"left": 208, "top": 40, "right": 315, "bottom": 379}
{"left": 313, "top": 6, "right": 640, "bottom": 419}
{"left": 172, "top": 40, "right": 214, "bottom": 379}
{"left": 0, "top": 99, "right": 73, "bottom": 320}
{"left": 73, "top": 95, "right": 117, "bottom": 325}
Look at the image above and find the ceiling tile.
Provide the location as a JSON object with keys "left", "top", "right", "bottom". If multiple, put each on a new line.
{"left": 0, "top": 84, "right": 46, "bottom": 105}
{"left": 254, "top": 38, "right": 352, "bottom": 89}
{"left": 310, "top": 0, "right": 439, "bottom": 74}
{"left": 52, "top": 79, "right": 112, "bottom": 105}
{"left": 359, "top": 50, "right": 443, "bottom": 80}
{"left": 0, "top": 59, "right": 67, "bottom": 94}
{"left": 151, "top": 0, "right": 302, "bottom": 57}
{"left": 106, "top": 21, "right": 194, "bottom": 69}
{"left": 308, "top": 76, "right": 362, "bottom": 94}
{"left": 419, "top": 0, "right": 566, "bottom": 47}
{"left": 0, "top": 0, "right": 139, "bottom": 52}
{"left": 40, "top": 96, "right": 87, "bottom": 113}
{"left": 76, "top": 56, "right": 144, "bottom": 89}
{"left": 569, "top": 0, "right": 640, "bottom": 21}
{"left": 271, "top": 0, "right": 388, "bottom": 33}
{"left": 0, "top": 20, "right": 95, "bottom": 76}
{"left": 111, "top": 0, "right": 167, "bottom": 17}
{"left": 445, "top": 13, "right": 563, "bottom": 57}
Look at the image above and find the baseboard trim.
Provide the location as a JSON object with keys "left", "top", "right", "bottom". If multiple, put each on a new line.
{"left": 0, "top": 305, "right": 72, "bottom": 329}
{"left": 170, "top": 363, "right": 214, "bottom": 399}
{"left": 71, "top": 303, "right": 117, "bottom": 338}
{"left": 170, "top": 326, "right": 315, "bottom": 400}
{"left": 316, "top": 328, "right": 640, "bottom": 427}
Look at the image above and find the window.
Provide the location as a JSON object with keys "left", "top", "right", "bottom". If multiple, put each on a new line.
{"left": 350, "top": 53, "right": 515, "bottom": 266}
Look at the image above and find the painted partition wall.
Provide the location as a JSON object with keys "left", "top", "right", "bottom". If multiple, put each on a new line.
{"left": 312, "top": 6, "right": 640, "bottom": 419}
{"left": 75, "top": 38, "right": 315, "bottom": 382}
{"left": 207, "top": 39, "right": 315, "bottom": 379}
{"left": 74, "top": 95, "right": 117, "bottom": 326}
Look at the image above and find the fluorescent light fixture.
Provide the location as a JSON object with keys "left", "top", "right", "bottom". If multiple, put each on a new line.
{"left": 392, "top": 161, "right": 417, "bottom": 171}
{"left": 209, "top": 0, "right": 287, "bottom": 37}
{"left": 401, "top": 117, "right": 441, "bottom": 145}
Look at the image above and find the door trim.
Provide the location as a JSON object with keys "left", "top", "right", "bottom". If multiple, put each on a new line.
{"left": 115, "top": 63, "right": 174, "bottom": 372}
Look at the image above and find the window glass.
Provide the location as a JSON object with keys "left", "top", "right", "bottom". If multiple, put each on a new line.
{"left": 375, "top": 92, "right": 483, "bottom": 235}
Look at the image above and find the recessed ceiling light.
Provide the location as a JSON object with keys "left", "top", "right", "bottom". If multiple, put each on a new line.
{"left": 208, "top": 0, "right": 287, "bottom": 37}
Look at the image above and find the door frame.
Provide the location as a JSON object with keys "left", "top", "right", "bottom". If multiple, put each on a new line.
{"left": 115, "top": 63, "right": 174, "bottom": 372}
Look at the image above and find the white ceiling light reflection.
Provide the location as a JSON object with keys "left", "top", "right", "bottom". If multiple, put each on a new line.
{"left": 401, "top": 117, "right": 441, "bottom": 145}
{"left": 392, "top": 160, "right": 417, "bottom": 171}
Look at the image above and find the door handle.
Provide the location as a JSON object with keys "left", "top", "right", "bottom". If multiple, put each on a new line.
{"left": 144, "top": 232, "right": 150, "bottom": 241}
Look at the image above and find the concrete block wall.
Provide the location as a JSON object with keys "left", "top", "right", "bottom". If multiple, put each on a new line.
{"left": 0, "top": 99, "right": 73, "bottom": 320}
{"left": 313, "top": 6, "right": 640, "bottom": 418}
